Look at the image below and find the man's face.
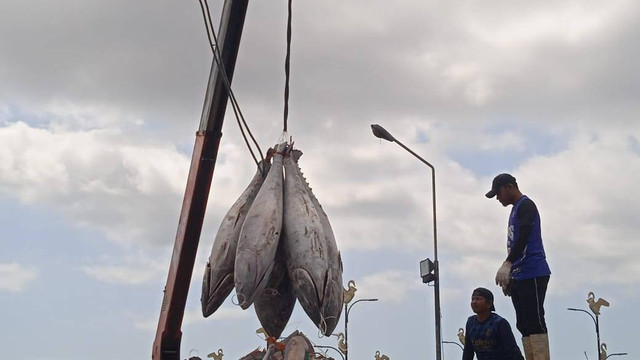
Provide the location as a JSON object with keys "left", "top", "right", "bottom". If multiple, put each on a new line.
{"left": 496, "top": 185, "right": 510, "bottom": 206}
{"left": 470, "top": 294, "right": 492, "bottom": 314}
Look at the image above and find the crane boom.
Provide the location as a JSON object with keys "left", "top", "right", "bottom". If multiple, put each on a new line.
{"left": 152, "top": 1, "right": 249, "bottom": 359}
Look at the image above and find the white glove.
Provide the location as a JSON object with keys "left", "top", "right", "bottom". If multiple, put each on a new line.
{"left": 501, "top": 283, "right": 511, "bottom": 297}
{"left": 495, "top": 261, "right": 512, "bottom": 288}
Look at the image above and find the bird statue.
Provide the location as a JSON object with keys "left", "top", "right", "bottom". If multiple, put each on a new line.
{"left": 457, "top": 328, "right": 465, "bottom": 345}
{"left": 374, "top": 350, "right": 390, "bottom": 360}
{"left": 256, "top": 327, "right": 269, "bottom": 339}
{"left": 188, "top": 349, "right": 202, "bottom": 360}
{"left": 599, "top": 343, "right": 607, "bottom": 360}
{"left": 207, "top": 349, "right": 224, "bottom": 360}
{"left": 587, "top": 292, "right": 610, "bottom": 316}
{"left": 343, "top": 280, "right": 357, "bottom": 304}
{"left": 336, "top": 332, "right": 347, "bottom": 355}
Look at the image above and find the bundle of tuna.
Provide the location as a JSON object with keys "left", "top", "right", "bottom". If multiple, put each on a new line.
{"left": 201, "top": 143, "right": 344, "bottom": 337}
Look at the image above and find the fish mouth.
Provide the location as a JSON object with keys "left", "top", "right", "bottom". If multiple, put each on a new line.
{"left": 236, "top": 256, "right": 275, "bottom": 310}
{"left": 319, "top": 268, "right": 343, "bottom": 335}
{"left": 290, "top": 268, "right": 343, "bottom": 335}
{"left": 202, "top": 268, "right": 234, "bottom": 317}
{"left": 291, "top": 267, "right": 323, "bottom": 325}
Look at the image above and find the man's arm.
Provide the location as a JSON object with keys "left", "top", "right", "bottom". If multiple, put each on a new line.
{"left": 506, "top": 198, "right": 536, "bottom": 263}
{"left": 462, "top": 321, "right": 474, "bottom": 360}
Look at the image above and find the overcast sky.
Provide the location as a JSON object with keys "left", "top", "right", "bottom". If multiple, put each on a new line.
{"left": 1, "top": 1, "right": 639, "bottom": 359}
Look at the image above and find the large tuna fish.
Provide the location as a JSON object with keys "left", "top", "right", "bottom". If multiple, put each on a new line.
{"left": 289, "top": 149, "right": 343, "bottom": 335}
{"left": 201, "top": 159, "right": 271, "bottom": 317}
{"left": 253, "top": 235, "right": 296, "bottom": 339}
{"left": 282, "top": 148, "right": 330, "bottom": 332}
{"left": 234, "top": 143, "right": 286, "bottom": 309}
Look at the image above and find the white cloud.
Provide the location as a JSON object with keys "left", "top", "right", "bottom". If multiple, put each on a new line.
{"left": 81, "top": 263, "right": 163, "bottom": 286}
{"left": 133, "top": 307, "right": 249, "bottom": 331}
{"left": 0, "top": 262, "right": 38, "bottom": 292}
{"left": 79, "top": 246, "right": 174, "bottom": 285}
{"left": 0, "top": 121, "right": 188, "bottom": 200}
{"left": 465, "top": 1, "right": 632, "bottom": 46}
{"left": 0, "top": 119, "right": 190, "bottom": 246}
{"left": 354, "top": 270, "right": 423, "bottom": 304}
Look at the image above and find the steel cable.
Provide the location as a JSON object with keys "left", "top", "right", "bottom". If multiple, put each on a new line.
{"left": 198, "top": 0, "right": 265, "bottom": 168}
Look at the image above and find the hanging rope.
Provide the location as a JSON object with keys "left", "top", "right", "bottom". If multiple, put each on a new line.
{"left": 198, "top": 0, "right": 265, "bottom": 168}
{"left": 283, "top": 0, "right": 293, "bottom": 133}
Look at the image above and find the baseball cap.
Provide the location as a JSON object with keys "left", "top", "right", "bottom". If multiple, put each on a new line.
{"left": 485, "top": 173, "right": 517, "bottom": 198}
{"left": 472, "top": 287, "right": 496, "bottom": 311}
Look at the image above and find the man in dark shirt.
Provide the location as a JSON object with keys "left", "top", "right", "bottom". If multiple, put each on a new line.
{"left": 463, "top": 287, "right": 523, "bottom": 360}
{"left": 486, "top": 174, "right": 551, "bottom": 360}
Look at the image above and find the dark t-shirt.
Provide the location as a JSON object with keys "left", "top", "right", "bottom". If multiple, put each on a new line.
{"left": 462, "top": 313, "right": 524, "bottom": 360}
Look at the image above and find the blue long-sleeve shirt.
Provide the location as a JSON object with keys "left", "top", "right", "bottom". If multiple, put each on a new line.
{"left": 462, "top": 313, "right": 524, "bottom": 360}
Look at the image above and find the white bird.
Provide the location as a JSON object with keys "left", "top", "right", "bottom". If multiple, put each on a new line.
{"left": 336, "top": 332, "right": 347, "bottom": 355}
{"left": 343, "top": 280, "right": 357, "bottom": 304}
{"left": 599, "top": 343, "right": 607, "bottom": 360}
{"left": 457, "top": 328, "right": 465, "bottom": 345}
{"left": 374, "top": 350, "right": 390, "bottom": 360}
{"left": 207, "top": 349, "right": 223, "bottom": 360}
{"left": 587, "top": 292, "right": 610, "bottom": 316}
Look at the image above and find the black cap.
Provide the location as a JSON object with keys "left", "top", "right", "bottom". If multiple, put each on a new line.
{"left": 485, "top": 173, "right": 516, "bottom": 198}
{"left": 473, "top": 287, "right": 496, "bottom": 311}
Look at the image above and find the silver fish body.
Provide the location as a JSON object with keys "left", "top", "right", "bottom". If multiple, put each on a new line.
{"left": 290, "top": 149, "right": 343, "bottom": 335}
{"left": 282, "top": 150, "right": 330, "bottom": 330}
{"left": 253, "top": 235, "right": 296, "bottom": 339}
{"left": 234, "top": 143, "right": 286, "bottom": 309}
{"left": 201, "top": 160, "right": 270, "bottom": 317}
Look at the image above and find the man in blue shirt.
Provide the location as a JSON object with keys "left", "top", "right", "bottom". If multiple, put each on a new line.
{"left": 486, "top": 173, "right": 551, "bottom": 360}
{"left": 463, "top": 287, "right": 524, "bottom": 360}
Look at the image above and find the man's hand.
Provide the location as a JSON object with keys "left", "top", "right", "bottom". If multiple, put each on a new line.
{"left": 495, "top": 261, "right": 512, "bottom": 288}
{"left": 501, "top": 283, "right": 511, "bottom": 297}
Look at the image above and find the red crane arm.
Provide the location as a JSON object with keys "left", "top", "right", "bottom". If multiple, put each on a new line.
{"left": 152, "top": 1, "right": 249, "bottom": 359}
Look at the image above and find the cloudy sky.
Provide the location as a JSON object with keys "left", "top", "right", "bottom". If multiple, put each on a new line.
{"left": 1, "top": 0, "right": 639, "bottom": 359}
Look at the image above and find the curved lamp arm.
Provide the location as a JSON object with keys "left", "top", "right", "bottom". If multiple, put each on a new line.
{"left": 346, "top": 298, "right": 379, "bottom": 315}
{"left": 443, "top": 341, "right": 464, "bottom": 351}
{"left": 567, "top": 308, "right": 597, "bottom": 327}
{"left": 314, "top": 345, "right": 346, "bottom": 360}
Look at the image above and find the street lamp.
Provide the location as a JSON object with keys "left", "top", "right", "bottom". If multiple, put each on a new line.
{"left": 344, "top": 298, "right": 378, "bottom": 360}
{"left": 567, "top": 307, "right": 602, "bottom": 360}
{"left": 371, "top": 124, "right": 442, "bottom": 360}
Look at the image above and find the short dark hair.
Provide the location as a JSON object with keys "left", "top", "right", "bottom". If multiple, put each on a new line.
{"left": 472, "top": 287, "right": 496, "bottom": 311}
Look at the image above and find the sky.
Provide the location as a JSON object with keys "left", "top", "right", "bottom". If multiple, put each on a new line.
{"left": 1, "top": 0, "right": 639, "bottom": 359}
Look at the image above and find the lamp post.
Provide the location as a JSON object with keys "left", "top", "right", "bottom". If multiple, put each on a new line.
{"left": 344, "top": 298, "right": 378, "bottom": 360}
{"left": 371, "top": 124, "right": 442, "bottom": 360}
{"left": 567, "top": 307, "right": 601, "bottom": 360}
